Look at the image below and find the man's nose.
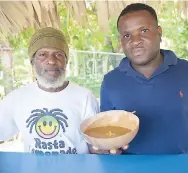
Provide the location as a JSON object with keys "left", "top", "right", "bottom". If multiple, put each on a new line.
{"left": 46, "top": 55, "right": 56, "bottom": 65}
{"left": 131, "top": 34, "right": 142, "bottom": 47}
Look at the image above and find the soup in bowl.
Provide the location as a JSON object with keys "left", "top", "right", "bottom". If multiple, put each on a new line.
{"left": 80, "top": 110, "right": 139, "bottom": 150}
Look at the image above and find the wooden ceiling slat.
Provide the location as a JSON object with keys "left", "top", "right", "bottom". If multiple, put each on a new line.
{"left": 32, "top": 1, "right": 42, "bottom": 23}
{"left": 96, "top": 1, "right": 110, "bottom": 32}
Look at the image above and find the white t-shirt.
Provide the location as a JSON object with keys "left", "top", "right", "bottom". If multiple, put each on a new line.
{"left": 0, "top": 82, "right": 99, "bottom": 154}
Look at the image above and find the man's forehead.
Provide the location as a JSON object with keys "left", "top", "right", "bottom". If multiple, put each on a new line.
{"left": 37, "top": 48, "right": 64, "bottom": 53}
{"left": 119, "top": 10, "right": 156, "bottom": 24}
{"left": 118, "top": 11, "right": 157, "bottom": 31}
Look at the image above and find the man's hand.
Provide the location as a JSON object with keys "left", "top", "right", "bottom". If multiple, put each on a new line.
{"left": 88, "top": 144, "right": 128, "bottom": 155}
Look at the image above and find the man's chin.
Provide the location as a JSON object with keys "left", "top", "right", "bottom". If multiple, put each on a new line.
{"left": 38, "top": 81, "right": 65, "bottom": 89}
{"left": 45, "top": 71, "right": 61, "bottom": 78}
{"left": 37, "top": 77, "right": 65, "bottom": 89}
{"left": 131, "top": 57, "right": 150, "bottom": 66}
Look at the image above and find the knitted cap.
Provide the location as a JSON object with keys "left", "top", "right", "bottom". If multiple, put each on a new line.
{"left": 28, "top": 27, "right": 69, "bottom": 59}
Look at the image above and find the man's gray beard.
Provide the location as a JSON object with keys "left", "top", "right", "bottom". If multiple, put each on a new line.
{"left": 34, "top": 67, "right": 66, "bottom": 89}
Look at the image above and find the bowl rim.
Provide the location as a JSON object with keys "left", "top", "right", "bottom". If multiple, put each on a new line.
{"left": 80, "top": 110, "right": 140, "bottom": 139}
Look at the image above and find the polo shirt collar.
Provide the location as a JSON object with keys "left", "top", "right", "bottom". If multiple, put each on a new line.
{"left": 118, "top": 49, "right": 178, "bottom": 74}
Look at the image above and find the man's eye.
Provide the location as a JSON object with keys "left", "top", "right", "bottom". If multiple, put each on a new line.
{"left": 55, "top": 53, "right": 65, "bottom": 59}
{"left": 56, "top": 53, "right": 63, "bottom": 57}
{"left": 141, "top": 29, "right": 149, "bottom": 33}
{"left": 124, "top": 34, "right": 130, "bottom": 38}
{"left": 39, "top": 53, "right": 45, "bottom": 56}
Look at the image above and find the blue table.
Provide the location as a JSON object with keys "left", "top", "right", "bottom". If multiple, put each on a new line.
{"left": 0, "top": 152, "right": 188, "bottom": 173}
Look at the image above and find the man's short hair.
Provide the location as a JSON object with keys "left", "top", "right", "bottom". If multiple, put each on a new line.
{"left": 117, "top": 3, "right": 158, "bottom": 28}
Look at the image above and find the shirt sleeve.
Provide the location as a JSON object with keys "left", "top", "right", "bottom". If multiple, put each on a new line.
{"left": 83, "top": 91, "right": 100, "bottom": 120}
{"left": 0, "top": 93, "right": 19, "bottom": 141}
{"left": 100, "top": 78, "right": 113, "bottom": 112}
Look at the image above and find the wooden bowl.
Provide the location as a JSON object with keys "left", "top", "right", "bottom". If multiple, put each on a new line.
{"left": 80, "top": 110, "right": 139, "bottom": 150}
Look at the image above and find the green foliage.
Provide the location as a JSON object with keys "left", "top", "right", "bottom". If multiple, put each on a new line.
{"left": 58, "top": 3, "right": 106, "bottom": 51}
{"left": 67, "top": 75, "right": 102, "bottom": 98}
{"left": 158, "top": 3, "right": 188, "bottom": 59}
{"left": 6, "top": 35, "right": 32, "bottom": 91}
{"left": 8, "top": 28, "right": 34, "bottom": 50}
{"left": 7, "top": 28, "right": 34, "bottom": 89}
{"left": 108, "top": 18, "right": 119, "bottom": 52}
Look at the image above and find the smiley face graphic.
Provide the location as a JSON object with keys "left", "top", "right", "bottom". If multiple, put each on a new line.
{"left": 35, "top": 116, "right": 60, "bottom": 139}
{"left": 26, "top": 108, "right": 68, "bottom": 139}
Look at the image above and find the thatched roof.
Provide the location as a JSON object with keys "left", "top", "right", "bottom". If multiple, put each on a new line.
{"left": 0, "top": 1, "right": 60, "bottom": 34}
{"left": 0, "top": 1, "right": 187, "bottom": 41}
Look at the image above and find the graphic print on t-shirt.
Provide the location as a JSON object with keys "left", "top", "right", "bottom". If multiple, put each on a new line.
{"left": 26, "top": 108, "right": 68, "bottom": 139}
{"left": 25, "top": 108, "right": 77, "bottom": 154}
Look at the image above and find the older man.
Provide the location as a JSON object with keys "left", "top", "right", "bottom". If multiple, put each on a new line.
{"left": 0, "top": 27, "right": 99, "bottom": 154}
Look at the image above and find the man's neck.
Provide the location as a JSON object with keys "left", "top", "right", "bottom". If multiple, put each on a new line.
{"left": 131, "top": 53, "right": 163, "bottom": 78}
{"left": 38, "top": 81, "right": 69, "bottom": 92}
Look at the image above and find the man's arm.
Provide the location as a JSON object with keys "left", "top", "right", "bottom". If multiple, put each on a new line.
{"left": 0, "top": 94, "right": 19, "bottom": 141}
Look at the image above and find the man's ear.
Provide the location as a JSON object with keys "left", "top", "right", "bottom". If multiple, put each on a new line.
{"left": 65, "top": 55, "right": 69, "bottom": 65}
{"left": 30, "top": 54, "right": 35, "bottom": 65}
{"left": 30, "top": 59, "right": 33, "bottom": 65}
{"left": 157, "top": 26, "right": 162, "bottom": 38}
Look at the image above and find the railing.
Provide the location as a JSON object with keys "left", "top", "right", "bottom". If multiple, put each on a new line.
{"left": 67, "top": 50, "right": 124, "bottom": 98}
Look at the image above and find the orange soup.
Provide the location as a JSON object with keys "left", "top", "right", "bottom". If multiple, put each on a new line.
{"left": 84, "top": 126, "right": 131, "bottom": 138}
